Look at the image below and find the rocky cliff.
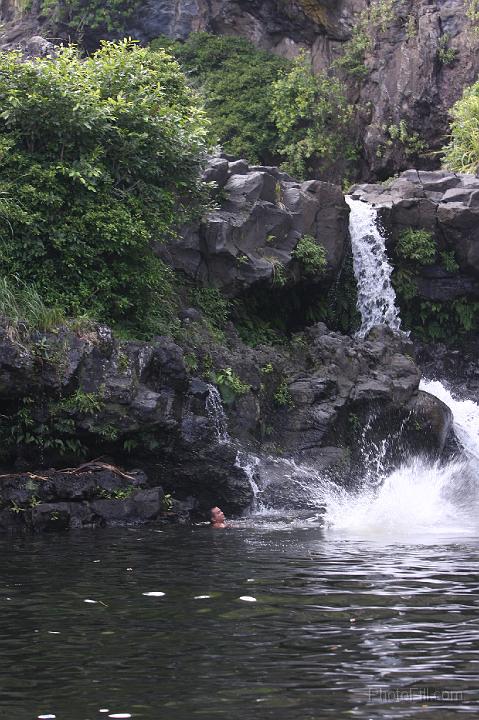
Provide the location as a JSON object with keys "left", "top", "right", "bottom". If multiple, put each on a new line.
{"left": 0, "top": 159, "right": 454, "bottom": 533}
{"left": 2, "top": 0, "right": 478, "bottom": 181}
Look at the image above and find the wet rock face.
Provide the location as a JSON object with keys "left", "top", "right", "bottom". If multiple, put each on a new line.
{"left": 158, "top": 157, "right": 349, "bottom": 297}
{"left": 0, "top": 325, "right": 254, "bottom": 517}
{"left": 351, "top": 170, "right": 479, "bottom": 303}
{"left": 0, "top": 314, "right": 453, "bottom": 531}
{"left": 268, "top": 323, "right": 451, "bottom": 467}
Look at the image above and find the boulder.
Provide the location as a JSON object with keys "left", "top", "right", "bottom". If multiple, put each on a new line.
{"left": 157, "top": 157, "right": 349, "bottom": 297}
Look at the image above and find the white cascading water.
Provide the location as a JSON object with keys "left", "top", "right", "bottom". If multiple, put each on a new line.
{"left": 346, "top": 196, "right": 402, "bottom": 336}
{"left": 205, "top": 384, "right": 230, "bottom": 444}
{"left": 318, "top": 200, "right": 479, "bottom": 537}
{"left": 245, "top": 199, "right": 479, "bottom": 538}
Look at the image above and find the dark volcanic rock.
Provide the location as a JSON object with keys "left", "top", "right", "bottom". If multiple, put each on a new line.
{"left": 351, "top": 170, "right": 479, "bottom": 302}
{"left": 158, "top": 157, "right": 350, "bottom": 298}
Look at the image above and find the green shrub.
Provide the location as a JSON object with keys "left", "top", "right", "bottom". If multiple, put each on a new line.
{"left": 409, "top": 298, "right": 479, "bottom": 342}
{"left": 0, "top": 40, "right": 209, "bottom": 337}
{"left": 293, "top": 235, "right": 327, "bottom": 275}
{"left": 213, "top": 367, "right": 250, "bottom": 405}
{"left": 274, "top": 378, "right": 293, "bottom": 407}
{"left": 443, "top": 79, "right": 479, "bottom": 172}
{"left": 333, "top": 0, "right": 396, "bottom": 79}
{"left": 153, "top": 32, "right": 289, "bottom": 165}
{"left": 271, "top": 52, "right": 353, "bottom": 178}
{"left": 437, "top": 34, "right": 457, "bottom": 65}
{"left": 192, "top": 287, "right": 230, "bottom": 328}
{"left": 397, "top": 229, "right": 436, "bottom": 265}
{"left": 440, "top": 250, "right": 459, "bottom": 273}
{"left": 40, "top": 0, "right": 141, "bottom": 37}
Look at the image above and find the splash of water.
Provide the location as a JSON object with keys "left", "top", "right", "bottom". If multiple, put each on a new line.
{"left": 347, "top": 196, "right": 401, "bottom": 336}
{"left": 420, "top": 378, "right": 479, "bottom": 462}
{"left": 245, "top": 380, "right": 479, "bottom": 538}
{"left": 322, "top": 457, "right": 475, "bottom": 538}
{"left": 205, "top": 384, "right": 229, "bottom": 444}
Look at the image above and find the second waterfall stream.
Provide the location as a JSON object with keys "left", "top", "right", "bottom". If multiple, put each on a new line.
{"left": 240, "top": 197, "right": 479, "bottom": 538}
{"left": 323, "top": 197, "right": 479, "bottom": 537}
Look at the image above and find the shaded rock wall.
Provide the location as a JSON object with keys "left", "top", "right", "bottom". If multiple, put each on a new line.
{"left": 159, "top": 156, "right": 349, "bottom": 297}
{"left": 351, "top": 170, "right": 479, "bottom": 302}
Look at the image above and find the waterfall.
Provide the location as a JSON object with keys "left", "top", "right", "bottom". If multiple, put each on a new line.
{"left": 205, "top": 384, "right": 229, "bottom": 444}
{"left": 238, "top": 197, "right": 479, "bottom": 537}
{"left": 346, "top": 196, "right": 402, "bottom": 336}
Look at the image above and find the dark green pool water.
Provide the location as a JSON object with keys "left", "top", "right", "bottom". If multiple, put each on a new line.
{"left": 1, "top": 520, "right": 479, "bottom": 719}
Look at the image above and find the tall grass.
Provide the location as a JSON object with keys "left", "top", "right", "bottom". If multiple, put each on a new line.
{"left": 0, "top": 276, "right": 65, "bottom": 333}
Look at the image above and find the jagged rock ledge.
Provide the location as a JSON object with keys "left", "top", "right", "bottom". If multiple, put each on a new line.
{"left": 351, "top": 170, "right": 479, "bottom": 303}
{"left": 0, "top": 317, "right": 453, "bottom": 532}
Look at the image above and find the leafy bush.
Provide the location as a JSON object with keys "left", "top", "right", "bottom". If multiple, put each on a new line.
{"left": 293, "top": 236, "right": 327, "bottom": 275}
{"left": 0, "top": 40, "right": 210, "bottom": 337}
{"left": 192, "top": 287, "right": 231, "bottom": 328}
{"left": 40, "top": 0, "right": 141, "bottom": 39}
{"left": 443, "top": 79, "right": 479, "bottom": 172}
{"left": 271, "top": 52, "right": 353, "bottom": 178}
{"left": 437, "top": 34, "right": 457, "bottom": 65}
{"left": 274, "top": 378, "right": 293, "bottom": 407}
{"left": 397, "top": 229, "right": 436, "bottom": 265}
{"left": 440, "top": 250, "right": 459, "bottom": 273}
{"left": 333, "top": 0, "right": 396, "bottom": 79}
{"left": 213, "top": 367, "right": 250, "bottom": 405}
{"left": 153, "top": 33, "right": 289, "bottom": 165}
{"left": 408, "top": 298, "right": 479, "bottom": 343}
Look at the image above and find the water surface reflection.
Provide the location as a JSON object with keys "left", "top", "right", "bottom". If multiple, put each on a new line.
{"left": 1, "top": 523, "right": 478, "bottom": 719}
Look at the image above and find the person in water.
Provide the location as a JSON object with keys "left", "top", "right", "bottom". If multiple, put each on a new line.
{"left": 210, "top": 506, "right": 226, "bottom": 528}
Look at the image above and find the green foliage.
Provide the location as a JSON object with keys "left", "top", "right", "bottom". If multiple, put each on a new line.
{"left": 437, "top": 34, "right": 457, "bottom": 65}
{"left": 392, "top": 267, "right": 417, "bottom": 301}
{"left": 292, "top": 235, "right": 327, "bottom": 275}
{"left": 192, "top": 287, "right": 231, "bottom": 328}
{"left": 440, "top": 250, "right": 459, "bottom": 273}
{"left": 61, "top": 389, "right": 104, "bottom": 414}
{"left": 99, "top": 485, "right": 135, "bottom": 500}
{"left": 310, "top": 251, "right": 360, "bottom": 334}
{"left": 236, "top": 314, "right": 284, "bottom": 348}
{"left": 334, "top": 0, "right": 396, "bottom": 79}
{"left": 0, "top": 40, "right": 210, "bottom": 338}
{"left": 153, "top": 32, "right": 289, "bottom": 164}
{"left": 271, "top": 52, "right": 353, "bottom": 178}
{"left": 397, "top": 228, "right": 436, "bottom": 265}
{"left": 466, "top": 0, "right": 479, "bottom": 29}
{"left": 261, "top": 363, "right": 274, "bottom": 375}
{"left": 40, "top": 0, "right": 141, "bottom": 36}
{"left": 378, "top": 120, "right": 426, "bottom": 159}
{"left": 443, "top": 79, "right": 479, "bottom": 172}
{"left": 0, "top": 396, "right": 85, "bottom": 460}
{"left": 213, "top": 367, "right": 250, "bottom": 405}
{"left": 405, "top": 13, "right": 417, "bottom": 40}
{"left": 0, "top": 275, "right": 65, "bottom": 332}
{"left": 407, "top": 298, "right": 479, "bottom": 342}
{"left": 267, "top": 258, "right": 287, "bottom": 287}
{"left": 273, "top": 378, "right": 293, "bottom": 408}
{"left": 162, "top": 493, "right": 173, "bottom": 511}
